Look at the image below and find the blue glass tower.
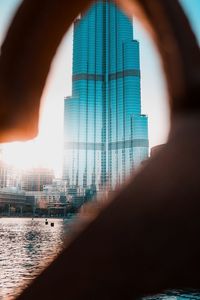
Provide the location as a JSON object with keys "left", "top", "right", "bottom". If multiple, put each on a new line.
{"left": 63, "top": 0, "right": 148, "bottom": 191}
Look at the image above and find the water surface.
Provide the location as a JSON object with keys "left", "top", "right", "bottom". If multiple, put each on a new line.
{"left": 0, "top": 217, "right": 200, "bottom": 300}
{"left": 0, "top": 217, "right": 72, "bottom": 299}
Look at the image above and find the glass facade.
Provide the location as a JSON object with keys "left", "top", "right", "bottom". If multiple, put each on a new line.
{"left": 63, "top": 0, "right": 149, "bottom": 190}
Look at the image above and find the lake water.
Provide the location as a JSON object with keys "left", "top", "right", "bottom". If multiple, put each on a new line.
{"left": 0, "top": 218, "right": 200, "bottom": 300}
{"left": 0, "top": 217, "right": 74, "bottom": 299}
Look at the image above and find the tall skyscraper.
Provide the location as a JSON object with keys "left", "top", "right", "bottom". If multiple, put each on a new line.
{"left": 63, "top": 0, "right": 148, "bottom": 191}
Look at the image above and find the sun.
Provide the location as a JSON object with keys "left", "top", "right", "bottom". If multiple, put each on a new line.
{"left": 2, "top": 140, "right": 45, "bottom": 169}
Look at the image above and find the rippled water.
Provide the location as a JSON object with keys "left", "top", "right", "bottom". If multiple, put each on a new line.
{"left": 0, "top": 217, "right": 74, "bottom": 299}
{"left": 142, "top": 290, "right": 200, "bottom": 300}
{"left": 0, "top": 217, "right": 200, "bottom": 300}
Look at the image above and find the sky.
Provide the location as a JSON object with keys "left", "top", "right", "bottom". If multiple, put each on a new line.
{"left": 0, "top": 0, "right": 199, "bottom": 176}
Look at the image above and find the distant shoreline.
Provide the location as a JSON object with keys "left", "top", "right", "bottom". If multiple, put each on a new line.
{"left": 0, "top": 214, "right": 76, "bottom": 220}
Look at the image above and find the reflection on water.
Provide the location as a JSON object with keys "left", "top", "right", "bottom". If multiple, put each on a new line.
{"left": 0, "top": 217, "right": 73, "bottom": 299}
{"left": 0, "top": 218, "right": 200, "bottom": 300}
{"left": 142, "top": 290, "right": 200, "bottom": 300}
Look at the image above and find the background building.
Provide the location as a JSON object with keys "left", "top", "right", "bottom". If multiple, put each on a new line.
{"left": 21, "top": 168, "right": 54, "bottom": 192}
{"left": 0, "top": 161, "right": 8, "bottom": 189}
{"left": 63, "top": 0, "right": 149, "bottom": 191}
{"left": 0, "top": 158, "right": 20, "bottom": 189}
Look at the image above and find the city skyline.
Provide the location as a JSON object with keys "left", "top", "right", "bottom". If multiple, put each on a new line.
{"left": 0, "top": 0, "right": 199, "bottom": 176}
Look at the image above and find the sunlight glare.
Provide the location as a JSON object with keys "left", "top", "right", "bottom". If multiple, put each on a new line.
{"left": 1, "top": 27, "right": 73, "bottom": 178}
